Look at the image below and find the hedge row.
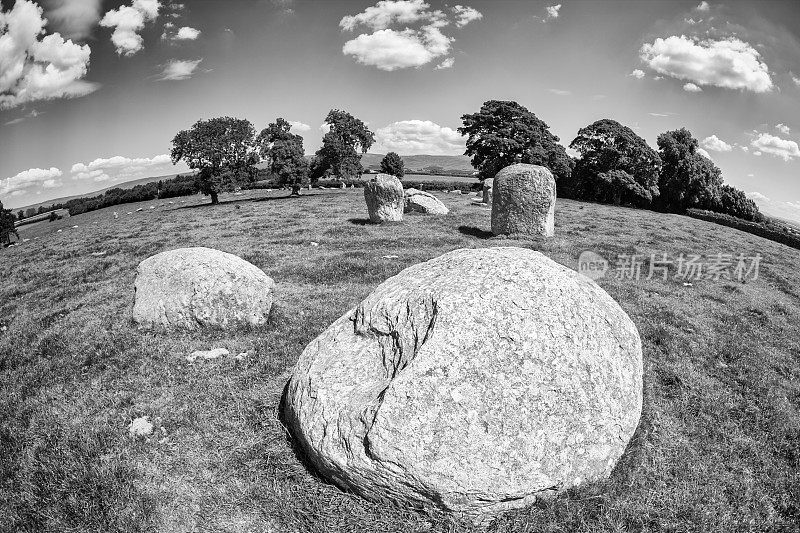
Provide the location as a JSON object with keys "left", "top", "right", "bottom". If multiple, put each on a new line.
{"left": 686, "top": 208, "right": 800, "bottom": 251}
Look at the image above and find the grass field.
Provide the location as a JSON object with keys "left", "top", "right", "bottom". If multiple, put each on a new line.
{"left": 1, "top": 188, "right": 799, "bottom": 532}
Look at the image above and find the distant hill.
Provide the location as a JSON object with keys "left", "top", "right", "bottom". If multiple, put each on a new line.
{"left": 360, "top": 153, "right": 473, "bottom": 172}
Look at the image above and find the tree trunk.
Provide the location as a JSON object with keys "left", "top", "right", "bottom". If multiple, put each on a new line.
{"left": 210, "top": 191, "right": 219, "bottom": 205}
{"left": 613, "top": 189, "right": 622, "bottom": 206}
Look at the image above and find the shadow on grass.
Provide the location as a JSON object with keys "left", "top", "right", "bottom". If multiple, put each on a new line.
{"left": 178, "top": 192, "right": 337, "bottom": 209}
{"left": 277, "top": 380, "right": 328, "bottom": 483}
{"left": 348, "top": 218, "right": 372, "bottom": 226}
{"left": 458, "top": 225, "right": 493, "bottom": 239}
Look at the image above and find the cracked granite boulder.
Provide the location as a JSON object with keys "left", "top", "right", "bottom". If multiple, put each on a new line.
{"left": 491, "top": 164, "right": 556, "bottom": 237}
{"left": 364, "top": 174, "right": 404, "bottom": 223}
{"left": 404, "top": 188, "right": 449, "bottom": 215}
{"left": 284, "top": 247, "right": 643, "bottom": 523}
{"left": 133, "top": 247, "right": 274, "bottom": 331}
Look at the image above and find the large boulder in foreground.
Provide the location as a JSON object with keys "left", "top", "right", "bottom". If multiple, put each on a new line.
{"left": 491, "top": 164, "right": 556, "bottom": 237}
{"left": 133, "top": 247, "right": 274, "bottom": 330}
{"left": 285, "top": 247, "right": 643, "bottom": 522}
{"left": 364, "top": 174, "right": 403, "bottom": 223}
{"left": 404, "top": 188, "right": 449, "bottom": 215}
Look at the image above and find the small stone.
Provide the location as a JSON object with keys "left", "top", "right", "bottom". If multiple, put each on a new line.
{"left": 310, "top": 242, "right": 319, "bottom": 247}
{"left": 129, "top": 416, "right": 153, "bottom": 437}
{"left": 235, "top": 352, "right": 248, "bottom": 361}
{"left": 186, "top": 348, "right": 230, "bottom": 362}
{"left": 90, "top": 251, "right": 107, "bottom": 256}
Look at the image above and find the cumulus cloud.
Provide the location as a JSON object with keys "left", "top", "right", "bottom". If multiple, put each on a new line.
{"left": 289, "top": 121, "right": 310, "bottom": 132}
{"left": 750, "top": 133, "right": 800, "bottom": 161}
{"left": 451, "top": 5, "right": 482, "bottom": 28}
{"left": 339, "top": 1, "right": 478, "bottom": 71}
{"left": 640, "top": 35, "right": 773, "bottom": 93}
{"left": 696, "top": 147, "right": 712, "bottom": 159}
{"left": 683, "top": 82, "right": 702, "bottom": 92}
{"left": 44, "top": 0, "right": 102, "bottom": 40}
{"left": 0, "top": 167, "right": 63, "bottom": 197}
{"left": 544, "top": 4, "right": 561, "bottom": 21}
{"left": 747, "top": 191, "right": 768, "bottom": 201}
{"left": 435, "top": 57, "right": 454, "bottom": 69}
{"left": 695, "top": 1, "right": 710, "bottom": 12}
{"left": 174, "top": 26, "right": 200, "bottom": 40}
{"left": 700, "top": 134, "right": 732, "bottom": 152}
{"left": 793, "top": 75, "right": 800, "bottom": 87}
{"left": 158, "top": 58, "right": 202, "bottom": 80}
{"left": 373, "top": 119, "right": 465, "bottom": 155}
{"left": 629, "top": 69, "right": 645, "bottom": 79}
{"left": 0, "top": 0, "right": 99, "bottom": 109}
{"left": 100, "top": 0, "right": 160, "bottom": 56}
{"left": 69, "top": 154, "right": 178, "bottom": 185}
{"left": 776, "top": 123, "right": 791, "bottom": 135}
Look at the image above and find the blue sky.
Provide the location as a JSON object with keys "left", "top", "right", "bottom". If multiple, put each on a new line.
{"left": 1, "top": 0, "right": 799, "bottom": 221}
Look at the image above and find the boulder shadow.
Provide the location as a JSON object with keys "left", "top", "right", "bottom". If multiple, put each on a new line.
{"left": 458, "top": 225, "right": 494, "bottom": 239}
{"left": 277, "top": 379, "right": 326, "bottom": 481}
{"left": 348, "top": 218, "right": 372, "bottom": 225}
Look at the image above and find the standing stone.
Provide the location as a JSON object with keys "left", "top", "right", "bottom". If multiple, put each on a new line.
{"left": 482, "top": 178, "right": 494, "bottom": 204}
{"left": 364, "top": 174, "right": 403, "bottom": 223}
{"left": 491, "top": 164, "right": 556, "bottom": 237}
{"left": 285, "top": 247, "right": 643, "bottom": 523}
{"left": 404, "top": 188, "right": 449, "bottom": 215}
{"left": 133, "top": 247, "right": 274, "bottom": 331}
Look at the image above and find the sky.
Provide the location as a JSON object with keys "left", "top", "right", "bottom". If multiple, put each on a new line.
{"left": 1, "top": 0, "right": 799, "bottom": 221}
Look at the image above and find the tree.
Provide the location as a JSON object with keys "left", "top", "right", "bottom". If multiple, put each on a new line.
{"left": 458, "top": 100, "right": 574, "bottom": 181}
{"left": 568, "top": 119, "right": 661, "bottom": 206}
{"left": 656, "top": 128, "right": 723, "bottom": 211}
{"left": 380, "top": 152, "right": 404, "bottom": 178}
{"left": 714, "top": 185, "right": 764, "bottom": 222}
{"left": 1, "top": 201, "right": 18, "bottom": 246}
{"left": 258, "top": 118, "right": 309, "bottom": 193}
{"left": 17, "top": 210, "right": 23, "bottom": 220}
{"left": 313, "top": 109, "right": 375, "bottom": 181}
{"left": 170, "top": 116, "right": 260, "bottom": 205}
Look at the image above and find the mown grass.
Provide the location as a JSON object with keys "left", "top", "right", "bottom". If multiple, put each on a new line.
{"left": 1, "top": 188, "right": 799, "bottom": 532}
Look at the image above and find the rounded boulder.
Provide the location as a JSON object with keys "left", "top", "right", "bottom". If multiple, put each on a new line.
{"left": 491, "top": 164, "right": 556, "bottom": 237}
{"left": 133, "top": 247, "right": 274, "bottom": 331}
{"left": 364, "top": 174, "right": 404, "bottom": 223}
{"left": 284, "top": 247, "right": 643, "bottom": 522}
{"left": 404, "top": 188, "right": 449, "bottom": 215}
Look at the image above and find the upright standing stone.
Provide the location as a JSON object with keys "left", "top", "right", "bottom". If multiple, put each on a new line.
{"left": 364, "top": 174, "right": 404, "bottom": 223}
{"left": 491, "top": 164, "right": 556, "bottom": 237}
{"left": 482, "top": 178, "right": 494, "bottom": 204}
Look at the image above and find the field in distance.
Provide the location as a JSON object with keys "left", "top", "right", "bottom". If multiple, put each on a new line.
{"left": 2, "top": 188, "right": 798, "bottom": 532}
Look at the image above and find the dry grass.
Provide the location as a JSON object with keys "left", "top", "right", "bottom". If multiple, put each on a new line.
{"left": 1, "top": 188, "right": 799, "bottom": 532}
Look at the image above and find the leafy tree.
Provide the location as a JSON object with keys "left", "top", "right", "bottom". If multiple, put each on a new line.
{"left": 258, "top": 118, "right": 309, "bottom": 193}
{"left": 714, "top": 185, "right": 764, "bottom": 222}
{"left": 313, "top": 110, "right": 375, "bottom": 181}
{"left": 458, "top": 100, "right": 574, "bottom": 181}
{"left": 1, "top": 200, "right": 18, "bottom": 246}
{"left": 380, "top": 152, "right": 404, "bottom": 178}
{"left": 656, "top": 128, "right": 723, "bottom": 211}
{"left": 568, "top": 119, "right": 661, "bottom": 205}
{"left": 17, "top": 210, "right": 23, "bottom": 220}
{"left": 170, "top": 116, "right": 260, "bottom": 205}
{"left": 25, "top": 208, "right": 35, "bottom": 218}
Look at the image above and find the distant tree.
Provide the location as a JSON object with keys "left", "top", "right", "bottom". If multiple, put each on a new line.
{"left": 656, "top": 128, "right": 723, "bottom": 211}
{"left": 568, "top": 119, "right": 661, "bottom": 206}
{"left": 1, "top": 201, "right": 18, "bottom": 246}
{"left": 17, "top": 210, "right": 23, "bottom": 220}
{"left": 423, "top": 165, "right": 445, "bottom": 175}
{"left": 459, "top": 100, "right": 574, "bottom": 181}
{"left": 380, "top": 152, "right": 405, "bottom": 177}
{"left": 313, "top": 110, "right": 375, "bottom": 181}
{"left": 49, "top": 211, "right": 58, "bottom": 222}
{"left": 258, "top": 118, "right": 309, "bottom": 194}
{"left": 170, "top": 117, "right": 260, "bottom": 205}
{"left": 25, "top": 208, "right": 35, "bottom": 218}
{"left": 714, "top": 185, "right": 764, "bottom": 222}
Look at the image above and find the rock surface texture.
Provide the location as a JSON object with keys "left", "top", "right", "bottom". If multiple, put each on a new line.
{"left": 133, "top": 247, "right": 274, "bottom": 331}
{"left": 482, "top": 178, "right": 494, "bottom": 204}
{"left": 491, "top": 164, "right": 556, "bottom": 237}
{"left": 285, "top": 247, "right": 643, "bottom": 522}
{"left": 404, "top": 188, "right": 449, "bottom": 215}
{"left": 363, "top": 174, "right": 404, "bottom": 223}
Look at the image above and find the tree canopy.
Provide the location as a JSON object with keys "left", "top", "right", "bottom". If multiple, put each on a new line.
{"left": 380, "top": 152, "right": 404, "bottom": 178}
{"left": 258, "top": 118, "right": 309, "bottom": 189}
{"left": 171, "top": 116, "right": 260, "bottom": 204}
{"left": 312, "top": 110, "right": 375, "bottom": 181}
{"left": 656, "top": 128, "right": 724, "bottom": 211}
{"left": 458, "top": 100, "right": 573, "bottom": 181}
{"left": 567, "top": 119, "right": 661, "bottom": 205}
{"left": 0, "top": 200, "right": 18, "bottom": 247}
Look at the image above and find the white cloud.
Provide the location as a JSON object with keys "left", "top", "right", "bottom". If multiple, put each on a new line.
{"left": 747, "top": 191, "right": 768, "bottom": 201}
{"left": 340, "top": 0, "right": 431, "bottom": 31}
{"left": 435, "top": 57, "right": 454, "bottom": 69}
{"left": 0, "top": 0, "right": 99, "bottom": 110}
{"left": 44, "top": 0, "right": 102, "bottom": 40}
{"left": 683, "top": 82, "right": 702, "bottom": 92}
{"left": 549, "top": 88, "right": 571, "bottom": 96}
{"left": 740, "top": 145, "right": 749, "bottom": 152}
{"left": 1, "top": 167, "right": 63, "bottom": 197}
{"left": 158, "top": 58, "right": 202, "bottom": 80}
{"left": 750, "top": 133, "right": 800, "bottom": 161}
{"left": 649, "top": 112, "right": 670, "bottom": 117}
{"left": 640, "top": 35, "right": 773, "bottom": 93}
{"left": 451, "top": 5, "right": 482, "bottom": 28}
{"left": 319, "top": 123, "right": 331, "bottom": 134}
{"left": 793, "top": 75, "right": 800, "bottom": 87}
{"left": 373, "top": 119, "right": 465, "bottom": 155}
{"left": 700, "top": 134, "right": 732, "bottom": 152}
{"left": 544, "top": 4, "right": 561, "bottom": 21}
{"left": 695, "top": 1, "right": 710, "bottom": 12}
{"left": 289, "top": 121, "right": 310, "bottom": 132}
{"left": 776, "top": 123, "right": 791, "bottom": 135}
{"left": 99, "top": 0, "right": 160, "bottom": 56}
{"left": 697, "top": 147, "right": 712, "bottom": 159}
{"left": 69, "top": 153, "right": 178, "bottom": 186}
{"left": 174, "top": 26, "right": 200, "bottom": 40}
{"left": 629, "top": 69, "right": 645, "bottom": 79}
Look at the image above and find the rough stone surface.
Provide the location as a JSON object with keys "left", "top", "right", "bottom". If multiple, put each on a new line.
{"left": 404, "top": 188, "right": 449, "bottom": 215}
{"left": 285, "top": 247, "right": 643, "bottom": 522}
{"left": 363, "top": 174, "right": 404, "bottom": 223}
{"left": 133, "top": 247, "right": 274, "bottom": 331}
{"left": 482, "top": 178, "right": 494, "bottom": 204}
{"left": 491, "top": 164, "right": 556, "bottom": 237}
